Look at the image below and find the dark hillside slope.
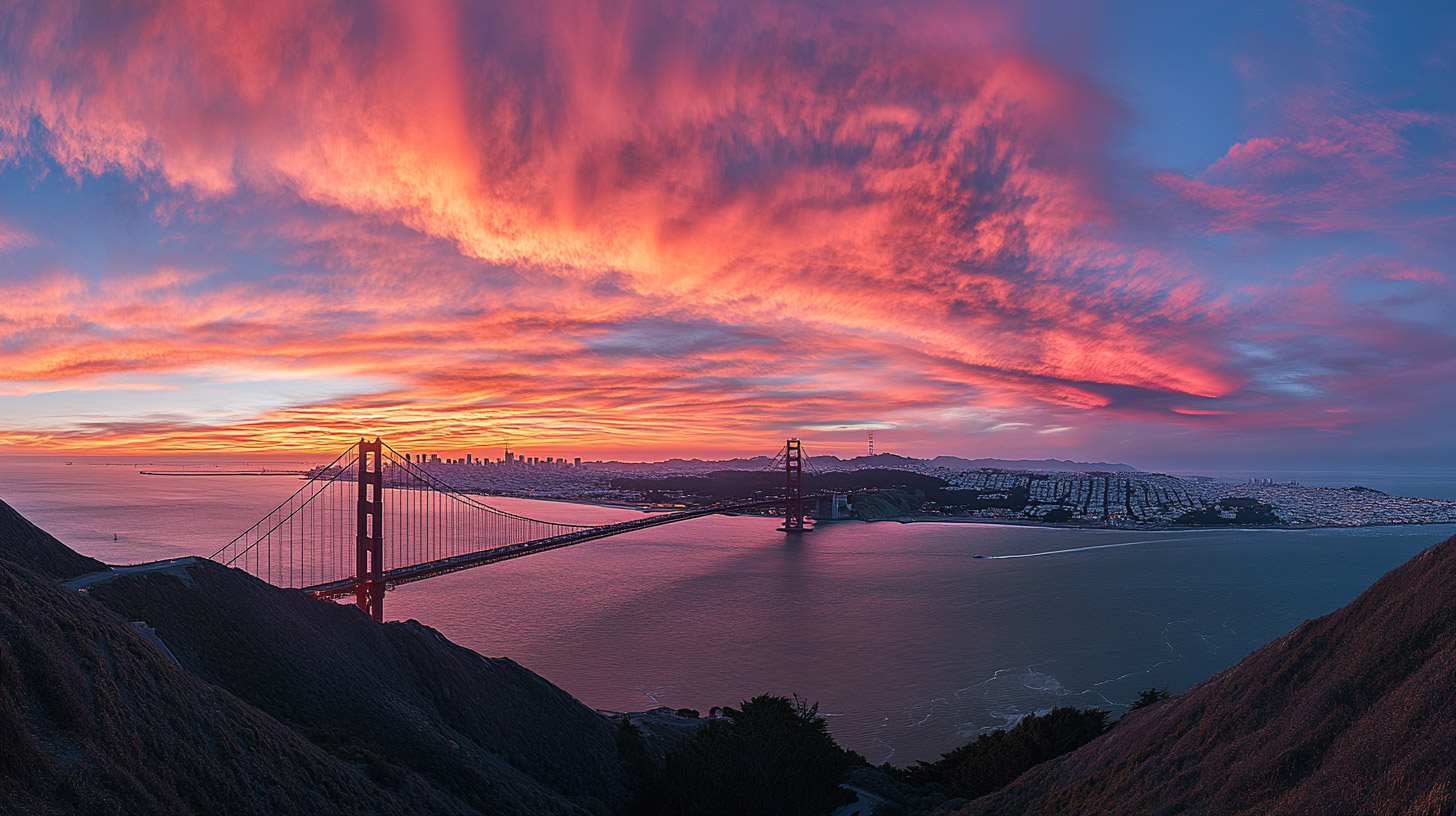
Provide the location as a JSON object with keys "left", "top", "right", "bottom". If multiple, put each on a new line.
{"left": 0, "top": 499, "right": 104, "bottom": 580}
{"left": 88, "top": 560, "right": 626, "bottom": 815}
{"left": 0, "top": 557, "right": 468, "bottom": 816}
{"left": 958, "top": 533, "right": 1456, "bottom": 816}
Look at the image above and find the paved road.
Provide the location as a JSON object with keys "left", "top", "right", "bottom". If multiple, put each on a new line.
{"left": 61, "top": 556, "right": 203, "bottom": 591}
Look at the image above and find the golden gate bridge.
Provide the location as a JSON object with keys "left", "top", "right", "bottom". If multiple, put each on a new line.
{"left": 213, "top": 437, "right": 819, "bottom": 621}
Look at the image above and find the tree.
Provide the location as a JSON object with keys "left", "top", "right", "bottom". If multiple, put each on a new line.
{"left": 903, "top": 707, "right": 1108, "bottom": 799}
{"left": 1129, "top": 688, "right": 1169, "bottom": 711}
{"left": 633, "top": 694, "right": 859, "bottom": 816}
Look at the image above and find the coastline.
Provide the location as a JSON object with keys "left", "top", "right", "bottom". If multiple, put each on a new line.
{"left": 827, "top": 515, "right": 1456, "bottom": 533}
{"left": 461, "top": 491, "right": 683, "bottom": 513}
{"left": 460, "top": 489, "right": 1456, "bottom": 534}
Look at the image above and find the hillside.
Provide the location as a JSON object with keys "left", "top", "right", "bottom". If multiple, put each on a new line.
{"left": 0, "top": 500, "right": 104, "bottom": 580}
{"left": 0, "top": 498, "right": 626, "bottom": 815}
{"left": 86, "top": 559, "right": 625, "bottom": 814}
{"left": 0, "top": 556, "right": 462, "bottom": 815}
{"left": 953, "top": 532, "right": 1456, "bottom": 815}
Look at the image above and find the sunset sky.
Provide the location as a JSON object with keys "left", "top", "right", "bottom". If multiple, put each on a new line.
{"left": 1, "top": 0, "right": 1453, "bottom": 468}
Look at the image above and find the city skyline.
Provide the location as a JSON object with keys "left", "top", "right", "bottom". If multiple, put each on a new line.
{"left": 1, "top": 1, "right": 1453, "bottom": 472}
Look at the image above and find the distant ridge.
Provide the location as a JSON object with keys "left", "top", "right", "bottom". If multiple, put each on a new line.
{"left": 586, "top": 456, "right": 776, "bottom": 473}
{"left": 585, "top": 453, "right": 1135, "bottom": 474}
{"left": 924, "top": 455, "right": 1135, "bottom": 473}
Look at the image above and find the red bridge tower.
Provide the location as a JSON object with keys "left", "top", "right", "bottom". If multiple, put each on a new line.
{"left": 356, "top": 437, "right": 385, "bottom": 621}
{"left": 779, "top": 437, "right": 812, "bottom": 533}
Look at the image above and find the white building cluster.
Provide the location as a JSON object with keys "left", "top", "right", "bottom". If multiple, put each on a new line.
{"left": 932, "top": 468, "right": 1456, "bottom": 527}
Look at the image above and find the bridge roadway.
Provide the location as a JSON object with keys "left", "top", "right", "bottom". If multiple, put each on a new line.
{"left": 303, "top": 495, "right": 816, "bottom": 600}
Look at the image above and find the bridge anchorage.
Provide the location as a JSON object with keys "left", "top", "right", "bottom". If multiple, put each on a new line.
{"left": 214, "top": 436, "right": 821, "bottom": 621}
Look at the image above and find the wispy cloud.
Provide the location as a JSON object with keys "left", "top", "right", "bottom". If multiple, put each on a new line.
{"left": 0, "top": 0, "right": 1451, "bottom": 465}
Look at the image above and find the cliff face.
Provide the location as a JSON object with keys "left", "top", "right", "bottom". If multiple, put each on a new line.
{"left": 0, "top": 499, "right": 625, "bottom": 815}
{"left": 957, "top": 532, "right": 1456, "bottom": 816}
{"left": 0, "top": 500, "right": 104, "bottom": 581}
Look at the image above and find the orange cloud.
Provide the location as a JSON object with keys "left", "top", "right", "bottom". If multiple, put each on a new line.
{"left": 0, "top": 0, "right": 1450, "bottom": 464}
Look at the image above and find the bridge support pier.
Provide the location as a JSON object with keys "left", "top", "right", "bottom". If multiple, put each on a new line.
{"left": 779, "top": 437, "right": 812, "bottom": 533}
{"left": 356, "top": 437, "right": 385, "bottom": 621}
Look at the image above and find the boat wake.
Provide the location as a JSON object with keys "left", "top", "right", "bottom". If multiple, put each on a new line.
{"left": 980, "top": 537, "right": 1189, "bottom": 559}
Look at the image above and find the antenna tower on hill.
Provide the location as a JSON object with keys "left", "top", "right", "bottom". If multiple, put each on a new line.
{"left": 868, "top": 429, "right": 874, "bottom": 457}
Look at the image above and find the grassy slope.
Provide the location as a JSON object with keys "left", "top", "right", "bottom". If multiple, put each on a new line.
{"left": 0, "top": 497, "right": 625, "bottom": 815}
{"left": 0, "top": 557, "right": 466, "bottom": 816}
{"left": 0, "top": 500, "right": 104, "bottom": 581}
{"left": 88, "top": 561, "right": 625, "bottom": 815}
{"left": 958, "top": 533, "right": 1456, "bottom": 816}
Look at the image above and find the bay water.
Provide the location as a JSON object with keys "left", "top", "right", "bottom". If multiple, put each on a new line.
{"left": 2, "top": 457, "right": 1450, "bottom": 764}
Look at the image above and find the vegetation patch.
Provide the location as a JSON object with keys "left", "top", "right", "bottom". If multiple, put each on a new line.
{"left": 626, "top": 695, "right": 860, "bottom": 816}
{"left": 902, "top": 707, "right": 1109, "bottom": 800}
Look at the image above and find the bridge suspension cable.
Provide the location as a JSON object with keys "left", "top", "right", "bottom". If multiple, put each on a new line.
{"left": 215, "top": 437, "right": 819, "bottom": 621}
{"left": 211, "top": 438, "right": 593, "bottom": 604}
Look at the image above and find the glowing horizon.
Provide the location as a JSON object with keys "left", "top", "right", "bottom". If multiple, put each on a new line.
{"left": 1, "top": 1, "right": 1453, "bottom": 470}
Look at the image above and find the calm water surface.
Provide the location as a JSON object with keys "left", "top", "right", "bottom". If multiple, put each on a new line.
{"left": 2, "top": 457, "right": 1451, "bottom": 764}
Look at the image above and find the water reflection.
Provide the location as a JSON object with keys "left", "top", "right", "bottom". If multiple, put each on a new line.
{"left": 2, "top": 459, "right": 1449, "bottom": 764}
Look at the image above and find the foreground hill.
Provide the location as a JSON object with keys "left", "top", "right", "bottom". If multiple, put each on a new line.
{"left": 0, "top": 498, "right": 624, "bottom": 815}
{"left": 85, "top": 559, "right": 625, "bottom": 814}
{"left": 954, "top": 532, "right": 1456, "bottom": 815}
{"left": 0, "top": 556, "right": 458, "bottom": 815}
{"left": 0, "top": 500, "right": 104, "bottom": 581}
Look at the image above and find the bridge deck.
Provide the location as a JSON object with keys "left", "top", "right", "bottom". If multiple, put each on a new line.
{"left": 302, "top": 496, "right": 794, "bottom": 599}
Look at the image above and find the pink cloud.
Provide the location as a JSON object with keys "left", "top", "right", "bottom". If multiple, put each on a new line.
{"left": 0, "top": 0, "right": 1449, "bottom": 463}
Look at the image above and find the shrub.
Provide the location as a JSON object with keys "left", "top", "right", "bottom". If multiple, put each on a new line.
{"left": 904, "top": 707, "right": 1108, "bottom": 799}
{"left": 633, "top": 694, "right": 859, "bottom": 816}
{"left": 1129, "top": 688, "right": 1169, "bottom": 711}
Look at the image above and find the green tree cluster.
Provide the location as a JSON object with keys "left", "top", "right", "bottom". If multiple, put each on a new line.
{"left": 903, "top": 707, "right": 1108, "bottom": 799}
{"left": 1129, "top": 688, "right": 1169, "bottom": 711}
{"left": 628, "top": 694, "right": 859, "bottom": 816}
